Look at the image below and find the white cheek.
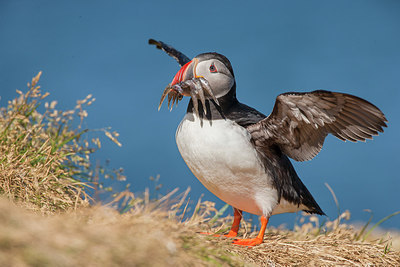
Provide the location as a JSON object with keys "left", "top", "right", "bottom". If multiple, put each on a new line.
{"left": 196, "top": 61, "right": 234, "bottom": 98}
{"left": 207, "top": 75, "right": 234, "bottom": 98}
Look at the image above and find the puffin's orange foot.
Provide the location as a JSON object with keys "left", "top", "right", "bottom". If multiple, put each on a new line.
{"left": 199, "top": 232, "right": 238, "bottom": 238}
{"left": 221, "top": 231, "right": 238, "bottom": 238}
{"left": 232, "top": 237, "right": 263, "bottom": 246}
{"left": 199, "top": 232, "right": 214, "bottom": 236}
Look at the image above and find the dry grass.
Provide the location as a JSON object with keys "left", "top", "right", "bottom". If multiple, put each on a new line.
{"left": 228, "top": 222, "right": 400, "bottom": 266}
{"left": 0, "top": 192, "right": 399, "bottom": 267}
{"left": 0, "top": 72, "right": 121, "bottom": 213}
{"left": 0, "top": 73, "right": 399, "bottom": 266}
{"left": 194, "top": 201, "right": 400, "bottom": 266}
{"left": 0, "top": 196, "right": 244, "bottom": 267}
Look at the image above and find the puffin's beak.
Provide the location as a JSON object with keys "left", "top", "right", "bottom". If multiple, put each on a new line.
{"left": 170, "top": 59, "right": 198, "bottom": 96}
{"left": 171, "top": 60, "right": 193, "bottom": 86}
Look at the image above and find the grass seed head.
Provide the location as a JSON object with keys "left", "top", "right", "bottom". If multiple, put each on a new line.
{"left": 0, "top": 72, "right": 123, "bottom": 213}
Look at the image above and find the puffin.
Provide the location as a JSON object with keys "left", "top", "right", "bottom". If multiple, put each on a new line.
{"left": 149, "top": 39, "right": 387, "bottom": 246}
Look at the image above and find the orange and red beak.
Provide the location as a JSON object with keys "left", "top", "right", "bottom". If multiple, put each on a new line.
{"left": 170, "top": 58, "right": 200, "bottom": 96}
{"left": 171, "top": 60, "right": 193, "bottom": 86}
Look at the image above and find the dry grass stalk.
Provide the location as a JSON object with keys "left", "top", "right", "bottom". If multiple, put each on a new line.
{"left": 133, "top": 189, "right": 400, "bottom": 266}
{"left": 1, "top": 188, "right": 399, "bottom": 266}
{"left": 0, "top": 72, "right": 122, "bottom": 213}
{"left": 0, "top": 196, "right": 244, "bottom": 266}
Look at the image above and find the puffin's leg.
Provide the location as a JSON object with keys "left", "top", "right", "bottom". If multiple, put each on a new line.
{"left": 200, "top": 208, "right": 242, "bottom": 238}
{"left": 212, "top": 208, "right": 242, "bottom": 237}
{"left": 219, "top": 208, "right": 242, "bottom": 237}
{"left": 232, "top": 215, "right": 269, "bottom": 246}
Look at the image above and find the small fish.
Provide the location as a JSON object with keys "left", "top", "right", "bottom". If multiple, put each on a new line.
{"left": 158, "top": 77, "right": 219, "bottom": 117}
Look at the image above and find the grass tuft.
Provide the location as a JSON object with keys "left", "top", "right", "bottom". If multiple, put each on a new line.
{"left": 0, "top": 72, "right": 121, "bottom": 213}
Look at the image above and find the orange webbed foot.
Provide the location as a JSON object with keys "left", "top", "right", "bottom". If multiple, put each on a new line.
{"left": 232, "top": 237, "right": 263, "bottom": 246}
{"left": 199, "top": 232, "right": 214, "bottom": 236}
{"left": 221, "top": 231, "right": 238, "bottom": 238}
{"left": 199, "top": 231, "right": 238, "bottom": 238}
{"left": 200, "top": 208, "right": 242, "bottom": 238}
{"left": 232, "top": 216, "right": 269, "bottom": 246}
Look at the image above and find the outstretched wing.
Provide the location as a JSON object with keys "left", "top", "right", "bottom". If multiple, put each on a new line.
{"left": 148, "top": 39, "right": 191, "bottom": 67}
{"left": 247, "top": 90, "right": 387, "bottom": 162}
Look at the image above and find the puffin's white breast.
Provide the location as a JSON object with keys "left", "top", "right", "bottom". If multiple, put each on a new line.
{"left": 175, "top": 113, "right": 279, "bottom": 216}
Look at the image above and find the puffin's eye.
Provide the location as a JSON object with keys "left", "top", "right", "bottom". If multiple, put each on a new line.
{"left": 209, "top": 63, "right": 217, "bottom": 73}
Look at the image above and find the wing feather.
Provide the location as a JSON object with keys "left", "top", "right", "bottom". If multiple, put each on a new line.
{"left": 247, "top": 90, "right": 387, "bottom": 162}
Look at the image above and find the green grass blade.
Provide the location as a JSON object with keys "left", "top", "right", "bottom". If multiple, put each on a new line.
{"left": 209, "top": 203, "right": 230, "bottom": 225}
{"left": 362, "top": 211, "right": 400, "bottom": 241}
{"left": 355, "top": 210, "right": 373, "bottom": 241}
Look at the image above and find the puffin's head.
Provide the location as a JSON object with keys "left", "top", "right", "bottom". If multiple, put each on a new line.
{"left": 171, "top": 53, "right": 235, "bottom": 99}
